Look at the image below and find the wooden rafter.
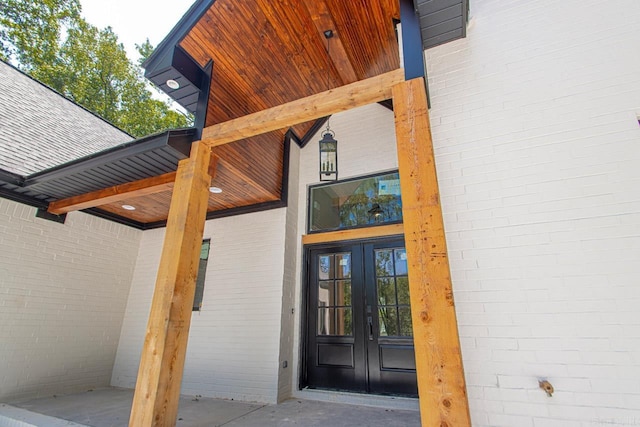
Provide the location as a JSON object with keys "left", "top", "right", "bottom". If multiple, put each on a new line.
{"left": 303, "top": 0, "right": 358, "bottom": 85}
{"left": 201, "top": 68, "right": 404, "bottom": 147}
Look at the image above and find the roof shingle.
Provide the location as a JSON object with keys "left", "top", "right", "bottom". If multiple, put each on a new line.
{"left": 0, "top": 60, "right": 131, "bottom": 176}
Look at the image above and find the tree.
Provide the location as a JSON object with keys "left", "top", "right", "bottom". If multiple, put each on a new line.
{"left": 0, "top": 0, "right": 191, "bottom": 138}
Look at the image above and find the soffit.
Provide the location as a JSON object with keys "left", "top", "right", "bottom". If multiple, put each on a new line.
{"left": 0, "top": 1, "right": 469, "bottom": 229}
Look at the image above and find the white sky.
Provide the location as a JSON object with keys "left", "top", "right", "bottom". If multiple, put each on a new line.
{"left": 80, "top": 0, "right": 196, "bottom": 60}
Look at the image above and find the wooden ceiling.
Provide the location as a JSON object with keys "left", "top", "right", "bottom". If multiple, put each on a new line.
{"left": 48, "top": 0, "right": 402, "bottom": 227}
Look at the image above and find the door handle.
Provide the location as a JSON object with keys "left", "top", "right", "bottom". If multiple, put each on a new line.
{"left": 367, "top": 316, "right": 374, "bottom": 341}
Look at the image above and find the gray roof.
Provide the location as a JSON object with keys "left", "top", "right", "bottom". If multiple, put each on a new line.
{"left": 0, "top": 60, "right": 131, "bottom": 176}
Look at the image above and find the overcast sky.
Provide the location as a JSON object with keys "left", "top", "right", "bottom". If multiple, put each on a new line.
{"left": 80, "top": 0, "right": 195, "bottom": 60}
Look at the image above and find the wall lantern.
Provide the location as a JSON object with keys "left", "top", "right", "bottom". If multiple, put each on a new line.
{"left": 319, "top": 29, "right": 338, "bottom": 182}
{"left": 319, "top": 129, "right": 338, "bottom": 181}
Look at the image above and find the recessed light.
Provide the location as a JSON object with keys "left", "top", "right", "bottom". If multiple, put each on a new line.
{"left": 122, "top": 205, "right": 136, "bottom": 211}
{"left": 209, "top": 187, "right": 223, "bottom": 194}
{"left": 166, "top": 79, "right": 180, "bottom": 90}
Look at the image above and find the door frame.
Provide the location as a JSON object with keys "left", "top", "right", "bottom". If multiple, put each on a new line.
{"left": 299, "top": 233, "right": 406, "bottom": 393}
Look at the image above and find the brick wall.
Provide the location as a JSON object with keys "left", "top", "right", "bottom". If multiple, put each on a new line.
{"left": 277, "top": 142, "right": 301, "bottom": 402}
{"left": 0, "top": 199, "right": 141, "bottom": 401}
{"left": 426, "top": 0, "right": 640, "bottom": 425}
{"left": 111, "top": 209, "right": 287, "bottom": 404}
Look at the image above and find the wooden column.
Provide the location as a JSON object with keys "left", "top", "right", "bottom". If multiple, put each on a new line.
{"left": 392, "top": 78, "right": 471, "bottom": 427}
{"left": 129, "top": 141, "right": 212, "bottom": 427}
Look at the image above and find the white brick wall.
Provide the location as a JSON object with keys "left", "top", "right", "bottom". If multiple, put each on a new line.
{"left": 111, "top": 209, "right": 287, "bottom": 404}
{"left": 427, "top": 0, "right": 640, "bottom": 425}
{"left": 277, "top": 142, "right": 301, "bottom": 402}
{"left": 0, "top": 199, "right": 141, "bottom": 401}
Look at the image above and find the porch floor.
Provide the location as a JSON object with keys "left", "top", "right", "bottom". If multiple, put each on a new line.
{"left": 3, "top": 387, "right": 420, "bottom": 426}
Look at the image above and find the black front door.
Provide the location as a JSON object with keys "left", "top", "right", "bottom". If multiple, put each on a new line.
{"left": 303, "top": 238, "right": 417, "bottom": 397}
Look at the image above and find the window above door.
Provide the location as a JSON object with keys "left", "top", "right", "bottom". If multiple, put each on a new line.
{"left": 308, "top": 171, "right": 403, "bottom": 233}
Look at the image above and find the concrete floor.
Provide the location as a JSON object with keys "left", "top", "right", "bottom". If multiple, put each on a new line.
{"left": 3, "top": 387, "right": 420, "bottom": 427}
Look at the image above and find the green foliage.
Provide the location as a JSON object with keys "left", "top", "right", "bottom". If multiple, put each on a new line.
{"left": 0, "top": 0, "right": 191, "bottom": 138}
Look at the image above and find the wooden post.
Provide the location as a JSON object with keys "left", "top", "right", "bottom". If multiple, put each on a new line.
{"left": 392, "top": 78, "right": 471, "bottom": 427}
{"left": 129, "top": 141, "right": 213, "bottom": 427}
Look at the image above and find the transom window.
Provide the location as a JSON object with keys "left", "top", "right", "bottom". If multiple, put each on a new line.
{"left": 308, "top": 171, "right": 403, "bottom": 233}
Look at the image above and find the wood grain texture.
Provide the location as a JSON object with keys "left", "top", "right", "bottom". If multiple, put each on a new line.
{"left": 47, "top": 172, "right": 176, "bottom": 215}
{"left": 392, "top": 78, "right": 471, "bottom": 427}
{"left": 92, "top": 135, "right": 284, "bottom": 223}
{"left": 129, "top": 142, "right": 212, "bottom": 427}
{"left": 303, "top": 0, "right": 358, "bottom": 85}
{"left": 302, "top": 223, "right": 404, "bottom": 245}
{"left": 46, "top": 1, "right": 402, "bottom": 226}
{"left": 201, "top": 69, "right": 404, "bottom": 147}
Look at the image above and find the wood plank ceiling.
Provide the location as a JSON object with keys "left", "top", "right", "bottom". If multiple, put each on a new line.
{"left": 56, "top": 0, "right": 401, "bottom": 226}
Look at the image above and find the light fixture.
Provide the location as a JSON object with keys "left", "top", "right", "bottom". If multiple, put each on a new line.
{"left": 166, "top": 79, "right": 180, "bottom": 90}
{"left": 319, "top": 130, "right": 337, "bottom": 181}
{"left": 368, "top": 203, "right": 384, "bottom": 222}
{"left": 122, "top": 204, "right": 136, "bottom": 211}
{"left": 319, "top": 29, "right": 338, "bottom": 182}
{"left": 209, "top": 186, "right": 223, "bottom": 193}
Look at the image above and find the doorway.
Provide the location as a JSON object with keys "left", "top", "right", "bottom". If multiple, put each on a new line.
{"left": 302, "top": 237, "right": 417, "bottom": 397}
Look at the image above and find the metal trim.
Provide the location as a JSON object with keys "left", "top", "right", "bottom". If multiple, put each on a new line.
{"left": 24, "top": 128, "right": 197, "bottom": 186}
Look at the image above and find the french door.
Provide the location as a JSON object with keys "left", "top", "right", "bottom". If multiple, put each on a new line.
{"left": 303, "top": 238, "right": 417, "bottom": 396}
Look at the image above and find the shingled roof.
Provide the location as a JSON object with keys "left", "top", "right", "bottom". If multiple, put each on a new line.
{"left": 0, "top": 60, "right": 131, "bottom": 176}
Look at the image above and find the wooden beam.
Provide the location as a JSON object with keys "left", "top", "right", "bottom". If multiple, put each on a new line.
{"left": 303, "top": 0, "right": 358, "bottom": 85}
{"left": 47, "top": 172, "right": 176, "bottom": 215}
{"left": 392, "top": 78, "right": 471, "bottom": 427}
{"left": 48, "top": 154, "right": 219, "bottom": 215}
{"left": 201, "top": 68, "right": 404, "bottom": 148}
{"left": 301, "top": 223, "right": 404, "bottom": 245}
{"left": 129, "top": 141, "right": 212, "bottom": 427}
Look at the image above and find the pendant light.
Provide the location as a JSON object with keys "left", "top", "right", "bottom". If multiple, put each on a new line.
{"left": 319, "top": 30, "right": 338, "bottom": 181}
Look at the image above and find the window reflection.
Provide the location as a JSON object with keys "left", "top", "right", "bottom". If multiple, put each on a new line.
{"left": 375, "top": 247, "right": 413, "bottom": 338}
{"left": 309, "top": 172, "right": 403, "bottom": 232}
{"left": 318, "top": 308, "right": 353, "bottom": 335}
{"left": 317, "top": 253, "right": 353, "bottom": 336}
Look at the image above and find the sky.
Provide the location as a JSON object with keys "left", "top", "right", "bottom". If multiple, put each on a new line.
{"left": 80, "top": 0, "right": 196, "bottom": 60}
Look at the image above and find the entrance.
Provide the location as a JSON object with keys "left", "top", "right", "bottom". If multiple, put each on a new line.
{"left": 302, "top": 238, "right": 417, "bottom": 396}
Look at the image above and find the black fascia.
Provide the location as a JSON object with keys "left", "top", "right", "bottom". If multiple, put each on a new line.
{"left": 285, "top": 128, "right": 303, "bottom": 147}
{"left": 143, "top": 1, "right": 215, "bottom": 114}
{"left": 23, "top": 128, "right": 197, "bottom": 187}
{"left": 378, "top": 99, "right": 394, "bottom": 111}
{"left": 401, "top": 0, "right": 427, "bottom": 81}
{"left": 0, "top": 186, "right": 48, "bottom": 209}
{"left": 35, "top": 208, "right": 66, "bottom": 224}
{"left": 0, "top": 168, "right": 25, "bottom": 186}
{"left": 0, "top": 186, "right": 67, "bottom": 224}
{"left": 298, "top": 117, "right": 330, "bottom": 148}
{"left": 142, "top": 0, "right": 215, "bottom": 72}
{"left": 193, "top": 60, "right": 213, "bottom": 140}
{"left": 84, "top": 207, "right": 148, "bottom": 230}
{"left": 0, "top": 182, "right": 147, "bottom": 229}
